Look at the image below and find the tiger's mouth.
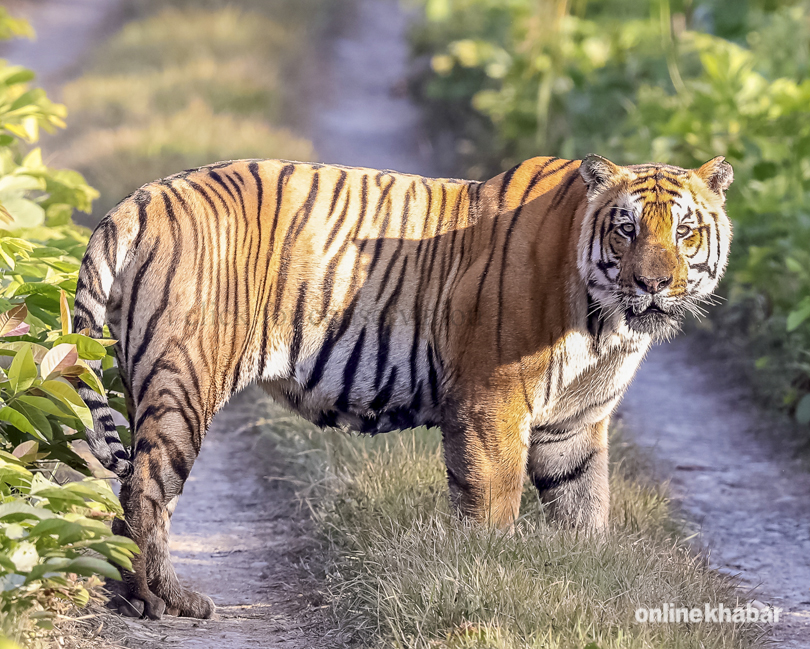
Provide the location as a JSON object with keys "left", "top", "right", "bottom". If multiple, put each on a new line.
{"left": 626, "top": 302, "right": 666, "bottom": 317}
{"left": 624, "top": 300, "right": 682, "bottom": 338}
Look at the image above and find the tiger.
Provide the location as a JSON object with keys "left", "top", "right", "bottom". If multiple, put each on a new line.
{"left": 73, "top": 154, "right": 733, "bottom": 619}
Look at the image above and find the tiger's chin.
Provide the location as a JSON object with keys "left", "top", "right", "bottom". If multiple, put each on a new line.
{"left": 623, "top": 304, "right": 683, "bottom": 341}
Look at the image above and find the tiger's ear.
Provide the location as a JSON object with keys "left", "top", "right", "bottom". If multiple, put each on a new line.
{"left": 579, "top": 154, "right": 622, "bottom": 196}
{"left": 696, "top": 156, "right": 733, "bottom": 198}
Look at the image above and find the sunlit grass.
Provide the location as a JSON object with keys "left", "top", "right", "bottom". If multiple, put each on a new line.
{"left": 53, "top": 4, "right": 320, "bottom": 220}
{"left": 257, "top": 395, "right": 765, "bottom": 649}
{"left": 59, "top": 100, "right": 313, "bottom": 216}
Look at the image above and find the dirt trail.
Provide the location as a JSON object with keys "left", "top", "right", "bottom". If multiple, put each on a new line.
{"left": 619, "top": 340, "right": 810, "bottom": 646}
{"left": 108, "top": 0, "right": 430, "bottom": 647}
{"left": 101, "top": 389, "right": 327, "bottom": 649}
{"left": 311, "top": 0, "right": 434, "bottom": 176}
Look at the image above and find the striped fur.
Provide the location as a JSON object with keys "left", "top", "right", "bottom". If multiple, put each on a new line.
{"left": 74, "top": 155, "right": 732, "bottom": 619}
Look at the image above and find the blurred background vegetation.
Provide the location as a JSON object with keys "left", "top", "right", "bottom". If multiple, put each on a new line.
{"left": 407, "top": 0, "right": 810, "bottom": 438}
{"left": 49, "top": 0, "right": 328, "bottom": 221}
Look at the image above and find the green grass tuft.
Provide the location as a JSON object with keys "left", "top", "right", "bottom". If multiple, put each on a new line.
{"left": 257, "top": 398, "right": 765, "bottom": 649}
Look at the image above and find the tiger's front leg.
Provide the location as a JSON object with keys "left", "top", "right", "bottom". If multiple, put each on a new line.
{"left": 441, "top": 402, "right": 530, "bottom": 529}
{"left": 108, "top": 373, "right": 216, "bottom": 620}
{"left": 528, "top": 418, "right": 610, "bottom": 530}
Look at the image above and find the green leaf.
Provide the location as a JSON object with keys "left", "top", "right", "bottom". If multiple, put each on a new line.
{"left": 7, "top": 343, "right": 36, "bottom": 393}
{"left": 27, "top": 518, "right": 84, "bottom": 543}
{"left": 16, "top": 394, "right": 80, "bottom": 426}
{"left": 77, "top": 368, "right": 104, "bottom": 395}
{"left": 796, "top": 394, "right": 810, "bottom": 426}
{"left": 10, "top": 402, "right": 51, "bottom": 441}
{"left": 787, "top": 302, "right": 810, "bottom": 332}
{"left": 52, "top": 334, "right": 106, "bottom": 360}
{"left": 0, "top": 173, "right": 45, "bottom": 194}
{"left": 38, "top": 379, "right": 92, "bottom": 429}
{"left": 25, "top": 556, "right": 120, "bottom": 583}
{"left": 12, "top": 282, "right": 61, "bottom": 299}
{"left": 0, "top": 406, "right": 44, "bottom": 440}
{"left": 0, "top": 195, "right": 45, "bottom": 228}
{"left": 61, "top": 556, "right": 122, "bottom": 581}
{"left": 31, "top": 485, "right": 88, "bottom": 509}
{"left": 0, "top": 501, "right": 53, "bottom": 522}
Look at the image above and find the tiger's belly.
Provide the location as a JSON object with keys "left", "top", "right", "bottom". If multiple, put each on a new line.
{"left": 260, "top": 376, "right": 441, "bottom": 434}
{"left": 256, "top": 322, "right": 443, "bottom": 435}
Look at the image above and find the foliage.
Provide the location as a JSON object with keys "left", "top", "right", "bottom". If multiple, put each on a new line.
{"left": 409, "top": 0, "right": 810, "bottom": 429}
{"left": 0, "top": 451, "right": 137, "bottom": 640}
{"left": 0, "top": 11, "right": 135, "bottom": 647}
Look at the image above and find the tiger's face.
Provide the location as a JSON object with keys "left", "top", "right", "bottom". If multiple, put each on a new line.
{"left": 577, "top": 155, "right": 733, "bottom": 341}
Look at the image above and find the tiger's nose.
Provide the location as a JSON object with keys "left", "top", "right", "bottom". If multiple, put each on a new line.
{"left": 635, "top": 274, "right": 673, "bottom": 294}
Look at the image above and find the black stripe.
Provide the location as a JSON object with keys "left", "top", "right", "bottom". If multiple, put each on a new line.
{"left": 374, "top": 257, "right": 408, "bottom": 390}
{"left": 533, "top": 448, "right": 598, "bottom": 493}
{"left": 288, "top": 281, "right": 308, "bottom": 373}
{"left": 370, "top": 366, "right": 398, "bottom": 412}
{"left": 304, "top": 292, "right": 361, "bottom": 391}
{"left": 335, "top": 327, "right": 366, "bottom": 411}
{"left": 328, "top": 170, "right": 348, "bottom": 218}
{"left": 273, "top": 172, "right": 319, "bottom": 317}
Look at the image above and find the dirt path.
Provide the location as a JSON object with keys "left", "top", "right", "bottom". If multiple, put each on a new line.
{"left": 102, "top": 0, "right": 431, "bottom": 647}
{"left": 619, "top": 340, "right": 810, "bottom": 646}
{"left": 311, "top": 0, "right": 434, "bottom": 176}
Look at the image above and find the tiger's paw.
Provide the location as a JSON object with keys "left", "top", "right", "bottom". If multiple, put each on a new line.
{"left": 107, "top": 589, "right": 166, "bottom": 620}
{"left": 164, "top": 589, "right": 216, "bottom": 619}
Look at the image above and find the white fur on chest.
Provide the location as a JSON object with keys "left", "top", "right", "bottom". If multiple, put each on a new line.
{"left": 533, "top": 324, "right": 650, "bottom": 430}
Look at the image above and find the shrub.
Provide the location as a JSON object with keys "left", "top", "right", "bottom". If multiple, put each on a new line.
{"left": 409, "top": 0, "right": 810, "bottom": 432}
{"left": 0, "top": 12, "right": 136, "bottom": 647}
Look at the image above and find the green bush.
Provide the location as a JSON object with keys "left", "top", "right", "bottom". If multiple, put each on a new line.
{"left": 409, "top": 0, "right": 810, "bottom": 430}
{"left": 0, "top": 13, "right": 136, "bottom": 646}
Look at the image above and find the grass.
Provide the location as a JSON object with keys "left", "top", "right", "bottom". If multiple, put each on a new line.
{"left": 51, "top": 1, "right": 331, "bottom": 221}
{"left": 255, "top": 397, "right": 766, "bottom": 649}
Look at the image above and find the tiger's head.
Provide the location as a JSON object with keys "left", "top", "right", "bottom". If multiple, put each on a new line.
{"left": 577, "top": 154, "right": 733, "bottom": 341}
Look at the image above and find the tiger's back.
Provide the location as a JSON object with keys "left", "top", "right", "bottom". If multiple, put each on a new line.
{"left": 97, "top": 161, "right": 480, "bottom": 435}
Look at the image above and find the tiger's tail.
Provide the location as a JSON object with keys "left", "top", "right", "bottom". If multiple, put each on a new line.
{"left": 73, "top": 193, "right": 146, "bottom": 480}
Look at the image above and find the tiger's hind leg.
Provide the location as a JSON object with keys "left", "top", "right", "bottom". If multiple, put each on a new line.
{"left": 528, "top": 419, "right": 610, "bottom": 531}
{"left": 112, "top": 379, "right": 216, "bottom": 620}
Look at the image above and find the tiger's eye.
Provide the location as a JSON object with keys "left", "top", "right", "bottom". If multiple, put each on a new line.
{"left": 677, "top": 225, "right": 692, "bottom": 238}
{"left": 619, "top": 223, "right": 635, "bottom": 236}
